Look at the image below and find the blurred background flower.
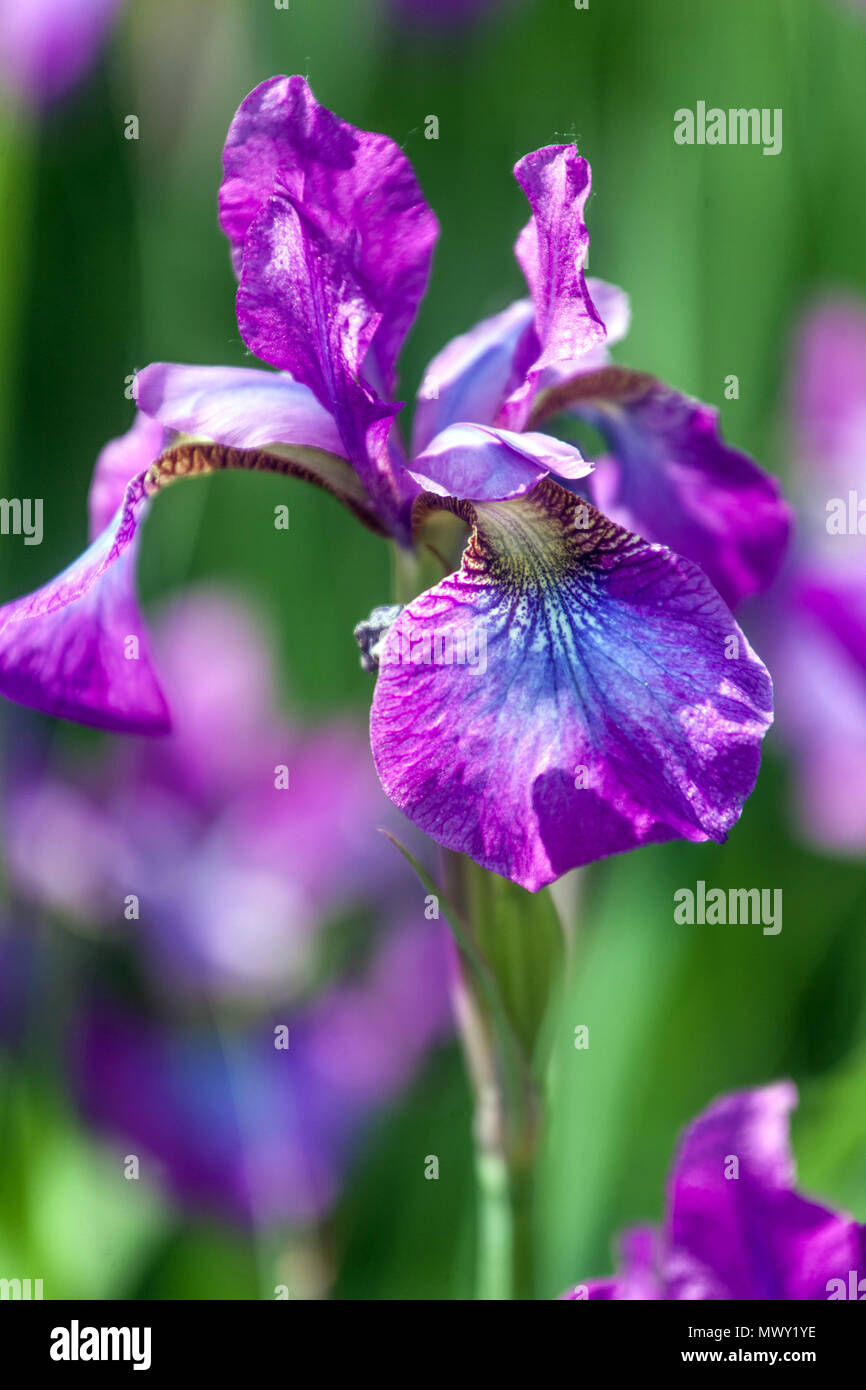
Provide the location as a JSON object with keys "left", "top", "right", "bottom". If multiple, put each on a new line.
{"left": 6, "top": 586, "right": 416, "bottom": 1003}
{"left": 1, "top": 586, "right": 452, "bottom": 1296}
{"left": 760, "top": 299, "right": 866, "bottom": 853}
{"left": 0, "top": 0, "right": 124, "bottom": 107}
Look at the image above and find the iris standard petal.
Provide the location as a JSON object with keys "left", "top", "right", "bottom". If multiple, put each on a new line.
{"left": 412, "top": 300, "right": 533, "bottom": 454}
{"left": 410, "top": 422, "right": 591, "bottom": 500}
{"left": 532, "top": 367, "right": 791, "bottom": 609}
{"left": 236, "top": 186, "right": 414, "bottom": 538}
{"left": 498, "top": 145, "right": 606, "bottom": 431}
{"left": 219, "top": 74, "right": 438, "bottom": 392}
{"left": 371, "top": 478, "right": 773, "bottom": 891}
{"left": 412, "top": 280, "right": 627, "bottom": 457}
{"left": 586, "top": 277, "right": 631, "bottom": 350}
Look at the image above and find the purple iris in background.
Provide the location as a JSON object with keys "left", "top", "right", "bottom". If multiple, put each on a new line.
{"left": 0, "top": 75, "right": 790, "bottom": 891}
{"left": 0, "top": 0, "right": 123, "bottom": 106}
{"left": 74, "top": 914, "right": 449, "bottom": 1229}
{"left": 6, "top": 584, "right": 413, "bottom": 1001}
{"left": 762, "top": 300, "right": 866, "bottom": 853}
{"left": 4, "top": 587, "right": 451, "bottom": 1226}
{"left": 563, "top": 1083, "right": 866, "bottom": 1300}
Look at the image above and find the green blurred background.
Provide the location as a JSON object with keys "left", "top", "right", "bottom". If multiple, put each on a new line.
{"left": 1, "top": 0, "right": 865, "bottom": 1299}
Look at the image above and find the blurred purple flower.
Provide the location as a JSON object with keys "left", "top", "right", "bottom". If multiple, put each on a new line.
{"left": 0, "top": 76, "right": 789, "bottom": 890}
{"left": 6, "top": 583, "right": 419, "bottom": 1004}
{"left": 563, "top": 1084, "right": 866, "bottom": 1300}
{"left": 5, "top": 583, "right": 452, "bottom": 1225}
{"left": 0, "top": 0, "right": 123, "bottom": 106}
{"left": 76, "top": 920, "right": 450, "bottom": 1227}
{"left": 763, "top": 299, "right": 866, "bottom": 852}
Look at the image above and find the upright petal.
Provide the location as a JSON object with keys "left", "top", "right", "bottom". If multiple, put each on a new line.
{"left": 666, "top": 1084, "right": 863, "bottom": 1300}
{"left": 236, "top": 185, "right": 415, "bottom": 538}
{"left": 411, "top": 278, "right": 627, "bottom": 455}
{"left": 532, "top": 368, "right": 792, "bottom": 609}
{"left": 412, "top": 300, "right": 533, "bottom": 454}
{"left": 371, "top": 478, "right": 772, "bottom": 891}
{"left": 498, "top": 146, "right": 606, "bottom": 431}
{"left": 219, "top": 75, "right": 438, "bottom": 391}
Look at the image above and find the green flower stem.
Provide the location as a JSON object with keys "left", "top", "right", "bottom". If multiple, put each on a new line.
{"left": 442, "top": 849, "right": 554, "bottom": 1301}
{"left": 389, "top": 540, "right": 564, "bottom": 1300}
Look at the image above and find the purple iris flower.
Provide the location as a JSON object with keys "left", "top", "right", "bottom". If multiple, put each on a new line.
{"left": 562, "top": 1083, "right": 866, "bottom": 1300}
{"left": 0, "top": 76, "right": 790, "bottom": 891}
{"left": 0, "top": 0, "right": 123, "bottom": 106}
{"left": 763, "top": 300, "right": 866, "bottom": 852}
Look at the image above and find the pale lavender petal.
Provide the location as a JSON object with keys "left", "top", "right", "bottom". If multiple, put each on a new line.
{"left": 667, "top": 1083, "right": 864, "bottom": 1301}
{"left": 371, "top": 479, "right": 772, "bottom": 891}
{"left": 412, "top": 281, "right": 627, "bottom": 457}
{"left": 219, "top": 75, "right": 437, "bottom": 391}
{"left": 586, "top": 278, "right": 631, "bottom": 349}
{"left": 412, "top": 300, "right": 533, "bottom": 454}
{"left": 0, "top": 0, "right": 123, "bottom": 106}
{"left": 135, "top": 363, "right": 345, "bottom": 456}
{"left": 498, "top": 146, "right": 606, "bottom": 431}
{"left": 410, "top": 422, "right": 591, "bottom": 500}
